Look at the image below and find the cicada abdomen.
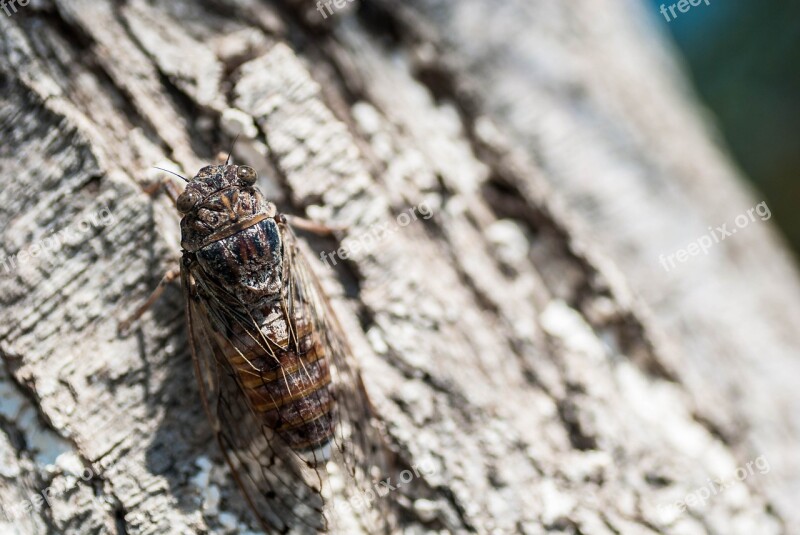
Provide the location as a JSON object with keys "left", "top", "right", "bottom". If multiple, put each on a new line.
{"left": 174, "top": 163, "right": 390, "bottom": 533}
{"left": 219, "top": 301, "right": 336, "bottom": 460}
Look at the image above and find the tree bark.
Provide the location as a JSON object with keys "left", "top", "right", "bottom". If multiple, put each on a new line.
{"left": 0, "top": 1, "right": 796, "bottom": 534}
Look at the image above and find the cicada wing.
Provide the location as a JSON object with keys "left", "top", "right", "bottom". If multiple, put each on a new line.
{"left": 279, "top": 225, "right": 395, "bottom": 531}
{"left": 182, "top": 264, "right": 328, "bottom": 534}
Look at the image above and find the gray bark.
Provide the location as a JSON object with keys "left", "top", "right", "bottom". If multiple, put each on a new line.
{"left": 0, "top": 0, "right": 796, "bottom": 534}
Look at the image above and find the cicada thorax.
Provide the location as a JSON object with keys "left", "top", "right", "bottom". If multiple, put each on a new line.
{"left": 181, "top": 164, "right": 338, "bottom": 463}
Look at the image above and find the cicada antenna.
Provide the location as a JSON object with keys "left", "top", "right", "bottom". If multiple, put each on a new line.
{"left": 225, "top": 134, "right": 240, "bottom": 166}
{"left": 153, "top": 167, "right": 189, "bottom": 183}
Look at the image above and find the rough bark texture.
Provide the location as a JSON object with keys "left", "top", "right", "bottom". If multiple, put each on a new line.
{"left": 0, "top": 1, "right": 798, "bottom": 534}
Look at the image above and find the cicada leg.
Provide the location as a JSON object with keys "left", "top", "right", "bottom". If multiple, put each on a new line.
{"left": 143, "top": 176, "right": 183, "bottom": 209}
{"left": 282, "top": 214, "right": 346, "bottom": 237}
{"left": 118, "top": 266, "right": 181, "bottom": 335}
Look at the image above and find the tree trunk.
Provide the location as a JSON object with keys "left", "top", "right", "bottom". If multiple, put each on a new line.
{"left": 0, "top": 1, "right": 797, "bottom": 534}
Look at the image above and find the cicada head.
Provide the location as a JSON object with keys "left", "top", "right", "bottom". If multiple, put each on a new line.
{"left": 178, "top": 164, "right": 275, "bottom": 252}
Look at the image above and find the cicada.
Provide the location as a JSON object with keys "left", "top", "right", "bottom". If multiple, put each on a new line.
{"left": 124, "top": 162, "right": 391, "bottom": 533}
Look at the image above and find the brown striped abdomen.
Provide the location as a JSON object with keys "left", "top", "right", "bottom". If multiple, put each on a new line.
{"left": 218, "top": 305, "right": 336, "bottom": 457}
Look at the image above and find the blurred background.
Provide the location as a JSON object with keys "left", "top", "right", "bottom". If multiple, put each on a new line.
{"left": 646, "top": 0, "right": 800, "bottom": 257}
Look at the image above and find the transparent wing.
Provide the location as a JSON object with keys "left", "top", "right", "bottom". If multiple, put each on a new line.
{"left": 279, "top": 223, "right": 394, "bottom": 532}
{"left": 182, "top": 264, "right": 328, "bottom": 534}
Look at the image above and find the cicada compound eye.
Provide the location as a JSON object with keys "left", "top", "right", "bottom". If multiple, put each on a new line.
{"left": 237, "top": 165, "right": 258, "bottom": 186}
{"left": 177, "top": 190, "right": 202, "bottom": 214}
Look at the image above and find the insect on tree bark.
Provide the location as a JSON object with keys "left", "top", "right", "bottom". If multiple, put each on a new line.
{"left": 120, "top": 161, "right": 394, "bottom": 533}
